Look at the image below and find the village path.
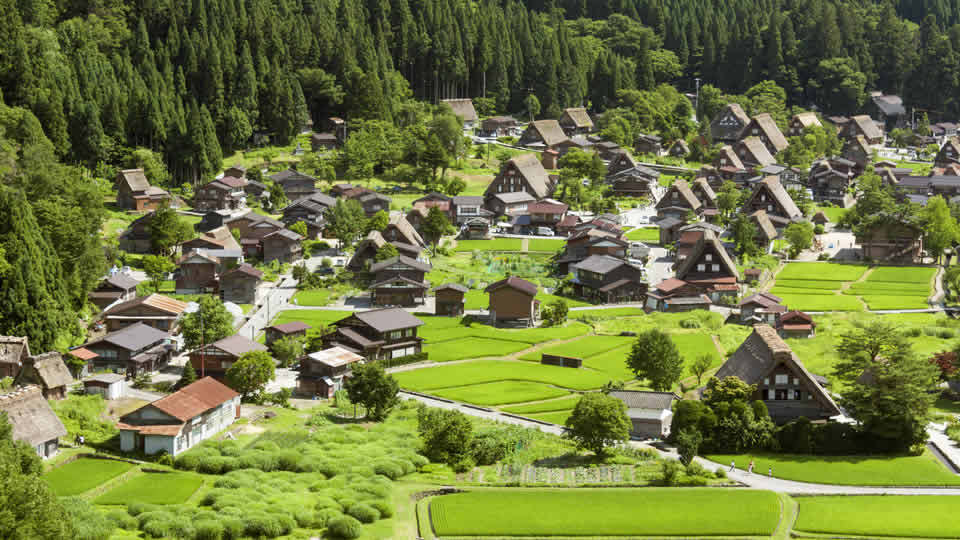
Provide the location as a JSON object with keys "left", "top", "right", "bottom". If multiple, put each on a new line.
{"left": 401, "top": 392, "right": 960, "bottom": 496}
{"left": 237, "top": 273, "right": 299, "bottom": 340}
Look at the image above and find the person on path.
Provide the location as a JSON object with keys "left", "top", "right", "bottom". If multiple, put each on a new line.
{"left": 748, "top": 460, "right": 754, "bottom": 474}
{"left": 729, "top": 460, "right": 735, "bottom": 472}
{"left": 768, "top": 467, "right": 773, "bottom": 478}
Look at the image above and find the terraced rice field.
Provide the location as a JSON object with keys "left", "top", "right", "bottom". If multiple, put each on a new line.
{"left": 393, "top": 360, "right": 612, "bottom": 392}
{"left": 769, "top": 263, "right": 934, "bottom": 312}
{"left": 795, "top": 495, "right": 960, "bottom": 538}
{"left": 454, "top": 238, "right": 523, "bottom": 252}
{"left": 94, "top": 471, "right": 204, "bottom": 505}
{"left": 430, "top": 488, "right": 781, "bottom": 537}
{"left": 45, "top": 458, "right": 134, "bottom": 496}
{"left": 430, "top": 381, "right": 571, "bottom": 405}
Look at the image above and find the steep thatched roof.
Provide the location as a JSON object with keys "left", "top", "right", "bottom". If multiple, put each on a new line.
{"left": 440, "top": 99, "right": 478, "bottom": 122}
{"left": 0, "top": 386, "right": 67, "bottom": 446}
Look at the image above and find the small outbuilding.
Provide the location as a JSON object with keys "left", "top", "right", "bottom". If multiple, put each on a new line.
{"left": 83, "top": 373, "right": 126, "bottom": 400}
{"left": 608, "top": 390, "right": 679, "bottom": 439}
{"left": 297, "top": 347, "right": 365, "bottom": 398}
{"left": 434, "top": 283, "right": 468, "bottom": 316}
{"left": 485, "top": 277, "right": 539, "bottom": 327}
{"left": 14, "top": 352, "right": 73, "bottom": 400}
{"left": 0, "top": 385, "right": 67, "bottom": 459}
{"left": 265, "top": 322, "right": 312, "bottom": 348}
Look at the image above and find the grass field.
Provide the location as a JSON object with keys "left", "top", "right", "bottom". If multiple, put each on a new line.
{"left": 269, "top": 309, "right": 352, "bottom": 328}
{"left": 776, "top": 263, "right": 869, "bottom": 281}
{"left": 500, "top": 395, "right": 583, "bottom": 414}
{"left": 624, "top": 227, "right": 659, "bottom": 243}
{"left": 865, "top": 266, "right": 937, "bottom": 284}
{"left": 454, "top": 238, "right": 523, "bottom": 252}
{"left": 568, "top": 307, "right": 646, "bottom": 319}
{"left": 393, "top": 359, "right": 614, "bottom": 392}
{"left": 419, "top": 319, "right": 590, "bottom": 345}
{"left": 525, "top": 410, "right": 574, "bottom": 425}
{"left": 431, "top": 381, "right": 570, "bottom": 405}
{"left": 425, "top": 337, "right": 532, "bottom": 362}
{"left": 95, "top": 472, "right": 204, "bottom": 505}
{"left": 291, "top": 289, "right": 339, "bottom": 306}
{"left": 707, "top": 451, "right": 960, "bottom": 486}
{"left": 795, "top": 495, "right": 960, "bottom": 538}
{"left": 859, "top": 295, "right": 930, "bottom": 310}
{"left": 772, "top": 293, "right": 865, "bottom": 312}
{"left": 430, "top": 488, "right": 781, "bottom": 537}
{"left": 526, "top": 238, "right": 565, "bottom": 252}
{"left": 518, "top": 335, "right": 633, "bottom": 362}
{"left": 45, "top": 458, "right": 134, "bottom": 496}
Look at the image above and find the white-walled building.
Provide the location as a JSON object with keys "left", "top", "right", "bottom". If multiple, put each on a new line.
{"left": 117, "top": 377, "right": 240, "bottom": 456}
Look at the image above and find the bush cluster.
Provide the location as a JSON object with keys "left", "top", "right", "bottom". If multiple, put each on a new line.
{"left": 50, "top": 394, "right": 118, "bottom": 443}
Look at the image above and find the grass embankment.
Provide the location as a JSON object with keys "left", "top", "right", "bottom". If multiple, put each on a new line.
{"left": 45, "top": 458, "right": 134, "bottom": 496}
{"left": 795, "top": 495, "right": 960, "bottom": 538}
{"left": 624, "top": 226, "right": 659, "bottom": 243}
{"left": 707, "top": 451, "right": 960, "bottom": 486}
{"left": 430, "top": 488, "right": 781, "bottom": 537}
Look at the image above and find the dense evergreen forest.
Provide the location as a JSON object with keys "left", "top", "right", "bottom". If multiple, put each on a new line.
{"left": 0, "top": 0, "right": 959, "bottom": 182}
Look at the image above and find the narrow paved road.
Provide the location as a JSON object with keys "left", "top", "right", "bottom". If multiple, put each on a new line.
{"left": 237, "top": 274, "right": 299, "bottom": 340}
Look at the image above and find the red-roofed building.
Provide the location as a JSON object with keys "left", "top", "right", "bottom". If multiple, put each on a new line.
{"left": 117, "top": 377, "right": 240, "bottom": 455}
{"left": 777, "top": 311, "right": 816, "bottom": 338}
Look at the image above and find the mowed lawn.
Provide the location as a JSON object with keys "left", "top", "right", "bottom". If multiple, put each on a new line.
{"left": 707, "top": 451, "right": 960, "bottom": 486}
{"left": 45, "top": 458, "right": 134, "bottom": 496}
{"left": 269, "top": 309, "right": 352, "bottom": 328}
{"left": 291, "top": 289, "right": 339, "bottom": 306}
{"left": 431, "top": 381, "right": 570, "bottom": 405}
{"left": 95, "top": 472, "right": 204, "bottom": 505}
{"left": 393, "top": 359, "right": 614, "bottom": 392}
{"left": 770, "top": 293, "right": 864, "bottom": 312}
{"left": 624, "top": 227, "right": 659, "bottom": 243}
{"left": 526, "top": 238, "right": 565, "bottom": 252}
{"left": 795, "top": 495, "right": 960, "bottom": 538}
{"left": 430, "top": 488, "right": 781, "bottom": 537}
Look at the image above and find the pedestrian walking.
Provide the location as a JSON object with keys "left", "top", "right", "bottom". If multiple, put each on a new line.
{"left": 748, "top": 460, "right": 754, "bottom": 474}
{"left": 768, "top": 467, "right": 773, "bottom": 478}
{"left": 729, "top": 460, "right": 735, "bottom": 472}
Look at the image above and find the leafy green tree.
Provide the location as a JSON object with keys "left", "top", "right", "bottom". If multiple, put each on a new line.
{"left": 834, "top": 322, "right": 938, "bottom": 452}
{"left": 674, "top": 427, "right": 702, "bottom": 465}
{"left": 225, "top": 350, "right": 276, "bottom": 399}
{"left": 690, "top": 354, "right": 714, "bottom": 387}
{"left": 564, "top": 393, "right": 631, "bottom": 456}
{"left": 542, "top": 299, "right": 569, "bottom": 327}
{"left": 626, "top": 329, "right": 683, "bottom": 391}
{"left": 524, "top": 93, "right": 540, "bottom": 122}
{"left": 178, "top": 359, "right": 197, "bottom": 388}
{"left": 787, "top": 188, "right": 813, "bottom": 217}
{"left": 375, "top": 243, "right": 399, "bottom": 261}
{"left": 922, "top": 196, "right": 958, "bottom": 264}
{"left": 365, "top": 210, "right": 389, "bottom": 235}
{"left": 702, "top": 376, "right": 757, "bottom": 408}
{"left": 0, "top": 412, "right": 74, "bottom": 539}
{"left": 325, "top": 199, "right": 367, "bottom": 250}
{"left": 715, "top": 181, "right": 743, "bottom": 223}
{"left": 180, "top": 296, "right": 234, "bottom": 350}
{"left": 265, "top": 182, "right": 289, "bottom": 211}
{"left": 343, "top": 363, "right": 399, "bottom": 421}
{"left": 126, "top": 148, "right": 171, "bottom": 187}
{"left": 288, "top": 221, "right": 308, "bottom": 238}
{"left": 422, "top": 207, "right": 454, "bottom": 248}
{"left": 730, "top": 214, "right": 760, "bottom": 257}
{"left": 810, "top": 57, "right": 866, "bottom": 114}
{"left": 417, "top": 406, "right": 473, "bottom": 466}
{"left": 272, "top": 335, "right": 305, "bottom": 368}
{"left": 445, "top": 177, "right": 467, "bottom": 196}
{"left": 142, "top": 255, "right": 174, "bottom": 292}
{"left": 147, "top": 202, "right": 193, "bottom": 256}
{"left": 783, "top": 221, "right": 814, "bottom": 258}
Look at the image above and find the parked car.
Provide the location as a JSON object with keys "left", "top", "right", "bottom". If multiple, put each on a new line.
{"left": 536, "top": 227, "right": 554, "bottom": 237}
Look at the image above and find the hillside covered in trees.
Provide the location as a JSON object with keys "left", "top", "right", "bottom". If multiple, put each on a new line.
{"left": 0, "top": 0, "right": 958, "bottom": 181}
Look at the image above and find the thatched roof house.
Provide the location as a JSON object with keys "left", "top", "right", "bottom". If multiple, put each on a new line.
{"left": 0, "top": 385, "right": 67, "bottom": 458}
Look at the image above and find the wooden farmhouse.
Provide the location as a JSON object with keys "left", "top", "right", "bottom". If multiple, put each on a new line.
{"left": 271, "top": 169, "right": 318, "bottom": 201}
{"left": 298, "top": 347, "right": 365, "bottom": 398}
{"left": 606, "top": 161, "right": 662, "bottom": 200}
{"left": 219, "top": 263, "right": 263, "bottom": 305}
{"left": 608, "top": 391, "right": 679, "bottom": 439}
{"left": 369, "top": 256, "right": 432, "bottom": 307}
{"left": 935, "top": 137, "right": 960, "bottom": 168}
{"left": 323, "top": 308, "right": 425, "bottom": 362}
{"left": 778, "top": 310, "right": 817, "bottom": 339}
{"left": 265, "top": 322, "right": 311, "bottom": 348}
{"left": 193, "top": 176, "right": 247, "bottom": 211}
{"left": 738, "top": 292, "right": 786, "bottom": 325}
{"left": 750, "top": 210, "right": 778, "bottom": 253}
{"left": 479, "top": 116, "right": 518, "bottom": 137}
{"left": 383, "top": 214, "right": 426, "bottom": 248}
{"left": 741, "top": 177, "right": 804, "bottom": 229}
{"left": 558, "top": 107, "right": 594, "bottom": 136}
{"left": 189, "top": 335, "right": 268, "bottom": 380}
{"left": 843, "top": 115, "right": 884, "bottom": 145}
{"left": 570, "top": 255, "right": 647, "bottom": 303}
{"left": 183, "top": 226, "right": 242, "bottom": 253}
{"left": 103, "top": 294, "right": 188, "bottom": 333}
{"left": 712, "top": 145, "right": 749, "bottom": 183}
{"left": 88, "top": 272, "right": 141, "bottom": 311}
{"left": 741, "top": 113, "right": 789, "bottom": 156}
{"left": 788, "top": 112, "right": 822, "bottom": 136}
{"left": 347, "top": 231, "right": 423, "bottom": 273}
{"left": 856, "top": 219, "right": 924, "bottom": 263}
{"left": 226, "top": 211, "right": 285, "bottom": 241}
{"left": 735, "top": 136, "right": 777, "bottom": 168}
{"left": 673, "top": 229, "right": 739, "bottom": 300}
{"left": 484, "top": 153, "right": 555, "bottom": 208}
{"left": 633, "top": 133, "right": 662, "bottom": 156}
{"left": 14, "top": 352, "right": 72, "bottom": 400}
{"left": 433, "top": 283, "right": 468, "bottom": 317}
{"left": 83, "top": 322, "right": 174, "bottom": 378}
{"left": 713, "top": 325, "right": 841, "bottom": 423}
{"left": 709, "top": 103, "right": 750, "bottom": 142}
{"left": 0, "top": 386, "right": 67, "bottom": 459}
{"left": 0, "top": 336, "right": 30, "bottom": 379}
{"left": 262, "top": 229, "right": 303, "bottom": 264}
{"left": 282, "top": 192, "right": 336, "bottom": 239}
{"left": 117, "top": 377, "right": 240, "bottom": 456}
{"left": 519, "top": 119, "right": 569, "bottom": 150}
{"left": 485, "top": 277, "right": 539, "bottom": 327}
{"left": 118, "top": 212, "right": 156, "bottom": 254}
{"left": 116, "top": 169, "right": 171, "bottom": 212}
{"left": 841, "top": 135, "right": 873, "bottom": 171}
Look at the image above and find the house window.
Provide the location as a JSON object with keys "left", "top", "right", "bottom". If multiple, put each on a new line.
{"left": 793, "top": 378, "right": 799, "bottom": 386}
{"left": 672, "top": 192, "right": 678, "bottom": 199}
{"left": 760, "top": 194, "right": 766, "bottom": 201}
{"left": 705, "top": 254, "right": 713, "bottom": 262}
{"left": 767, "top": 205, "right": 774, "bottom": 212}
{"left": 711, "top": 264, "right": 719, "bottom": 272}
{"left": 794, "top": 390, "right": 802, "bottom": 400}
{"left": 775, "top": 374, "right": 788, "bottom": 385}
{"left": 697, "top": 264, "right": 705, "bottom": 272}
{"left": 775, "top": 389, "right": 788, "bottom": 400}
{"left": 763, "top": 377, "right": 769, "bottom": 385}
{"left": 222, "top": 361, "right": 233, "bottom": 370}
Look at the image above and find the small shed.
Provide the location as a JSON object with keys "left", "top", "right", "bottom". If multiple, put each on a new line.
{"left": 433, "top": 283, "right": 468, "bottom": 317}
{"left": 83, "top": 373, "right": 126, "bottom": 400}
{"left": 265, "top": 322, "right": 312, "bottom": 348}
{"left": 608, "top": 390, "right": 679, "bottom": 439}
{"left": 297, "top": 347, "right": 365, "bottom": 398}
{"left": 14, "top": 352, "right": 73, "bottom": 400}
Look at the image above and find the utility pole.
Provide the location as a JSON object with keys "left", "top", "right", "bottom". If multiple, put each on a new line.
{"left": 694, "top": 78, "right": 701, "bottom": 122}
{"left": 199, "top": 302, "right": 205, "bottom": 378}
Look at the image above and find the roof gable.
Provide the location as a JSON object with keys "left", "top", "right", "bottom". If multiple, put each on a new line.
{"left": 485, "top": 276, "right": 538, "bottom": 296}
{"left": 656, "top": 179, "right": 702, "bottom": 211}
{"left": 746, "top": 113, "right": 789, "bottom": 153}
{"left": 440, "top": 99, "right": 478, "bottom": 122}
{"left": 0, "top": 386, "right": 67, "bottom": 446}
{"left": 746, "top": 177, "right": 802, "bottom": 218}
{"left": 560, "top": 107, "right": 594, "bottom": 129}
{"left": 675, "top": 230, "right": 738, "bottom": 280}
{"left": 737, "top": 136, "right": 776, "bottom": 166}
{"left": 527, "top": 120, "right": 569, "bottom": 147}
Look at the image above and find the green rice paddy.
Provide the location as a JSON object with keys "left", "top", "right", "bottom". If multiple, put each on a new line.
{"left": 430, "top": 488, "right": 781, "bottom": 537}
{"left": 95, "top": 472, "right": 205, "bottom": 505}
{"left": 430, "top": 381, "right": 570, "bottom": 406}
{"left": 393, "top": 359, "right": 613, "bottom": 392}
{"left": 795, "top": 495, "right": 960, "bottom": 538}
{"left": 45, "top": 458, "right": 134, "bottom": 496}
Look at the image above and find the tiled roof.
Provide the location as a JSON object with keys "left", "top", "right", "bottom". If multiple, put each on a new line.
{"left": 609, "top": 390, "right": 679, "bottom": 410}
{"left": 146, "top": 376, "right": 239, "bottom": 422}
{"left": 344, "top": 308, "right": 425, "bottom": 333}
{"left": 208, "top": 335, "right": 267, "bottom": 358}
{"left": 105, "top": 294, "right": 188, "bottom": 317}
{"left": 269, "top": 322, "right": 311, "bottom": 334}
{"left": 485, "top": 276, "right": 538, "bottom": 296}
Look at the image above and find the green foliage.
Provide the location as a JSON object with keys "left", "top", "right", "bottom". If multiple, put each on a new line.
{"left": 178, "top": 359, "right": 198, "bottom": 389}
{"left": 422, "top": 206, "right": 454, "bottom": 247}
{"left": 922, "top": 195, "right": 958, "bottom": 263}
{"left": 343, "top": 363, "right": 399, "bottom": 421}
{"left": 271, "top": 335, "right": 305, "bottom": 368}
{"left": 626, "top": 329, "right": 683, "bottom": 391}
{"left": 147, "top": 202, "right": 194, "bottom": 256}
{"left": 61, "top": 497, "right": 113, "bottom": 540}
{"left": 729, "top": 214, "right": 759, "bottom": 257}
{"left": 675, "top": 428, "right": 702, "bottom": 465}
{"left": 142, "top": 255, "right": 174, "bottom": 292}
{"left": 327, "top": 516, "right": 363, "bottom": 539}
{"left": 180, "top": 296, "right": 235, "bottom": 350}
{"left": 783, "top": 221, "right": 814, "bottom": 258}
{"left": 417, "top": 406, "right": 474, "bottom": 466}
{"left": 541, "top": 299, "right": 569, "bottom": 327}
{"left": 50, "top": 394, "right": 117, "bottom": 443}
{"left": 324, "top": 199, "right": 367, "bottom": 250}
{"left": 564, "top": 393, "right": 631, "bottom": 456}
{"left": 690, "top": 354, "right": 714, "bottom": 386}
{"left": 374, "top": 243, "right": 398, "bottom": 262}
{"left": 225, "top": 350, "right": 276, "bottom": 399}
{"left": 365, "top": 210, "right": 389, "bottom": 235}
{"left": 265, "top": 182, "right": 289, "bottom": 211}
{"left": 288, "top": 221, "right": 308, "bottom": 238}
